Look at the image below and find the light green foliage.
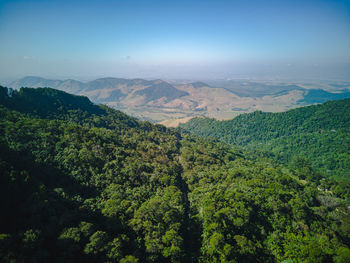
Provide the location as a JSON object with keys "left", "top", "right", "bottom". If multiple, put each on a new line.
{"left": 84, "top": 231, "right": 109, "bottom": 255}
{"left": 120, "top": 255, "right": 139, "bottom": 263}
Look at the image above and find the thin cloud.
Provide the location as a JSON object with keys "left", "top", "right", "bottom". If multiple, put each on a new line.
{"left": 23, "top": 56, "right": 36, "bottom": 60}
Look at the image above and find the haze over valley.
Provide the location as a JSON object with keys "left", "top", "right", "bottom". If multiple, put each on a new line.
{"left": 8, "top": 76, "right": 350, "bottom": 126}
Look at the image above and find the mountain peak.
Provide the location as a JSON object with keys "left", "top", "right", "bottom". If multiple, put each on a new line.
{"left": 190, "top": 81, "right": 210, "bottom": 88}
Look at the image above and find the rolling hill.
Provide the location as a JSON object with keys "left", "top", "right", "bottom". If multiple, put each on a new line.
{"left": 180, "top": 99, "right": 350, "bottom": 178}
{"left": 8, "top": 76, "right": 350, "bottom": 123}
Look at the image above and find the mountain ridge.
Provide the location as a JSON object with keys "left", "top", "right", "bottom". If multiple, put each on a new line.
{"left": 8, "top": 76, "right": 350, "bottom": 123}
{"left": 180, "top": 98, "right": 350, "bottom": 178}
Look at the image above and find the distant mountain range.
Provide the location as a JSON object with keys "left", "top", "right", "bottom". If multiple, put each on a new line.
{"left": 7, "top": 76, "right": 350, "bottom": 124}
{"left": 9, "top": 76, "right": 189, "bottom": 105}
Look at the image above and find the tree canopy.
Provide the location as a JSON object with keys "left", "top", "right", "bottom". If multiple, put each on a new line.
{"left": 180, "top": 99, "right": 350, "bottom": 179}
{"left": 0, "top": 86, "right": 349, "bottom": 262}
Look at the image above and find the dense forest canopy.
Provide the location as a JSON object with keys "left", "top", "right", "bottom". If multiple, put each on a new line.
{"left": 180, "top": 99, "right": 350, "bottom": 179}
{"left": 0, "top": 86, "right": 349, "bottom": 262}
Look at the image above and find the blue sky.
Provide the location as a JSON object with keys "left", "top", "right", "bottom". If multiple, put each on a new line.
{"left": 0, "top": 0, "right": 350, "bottom": 80}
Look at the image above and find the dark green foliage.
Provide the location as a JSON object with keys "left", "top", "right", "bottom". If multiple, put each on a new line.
{"left": 0, "top": 87, "right": 349, "bottom": 262}
{"left": 300, "top": 89, "right": 350, "bottom": 104}
{"left": 180, "top": 99, "right": 350, "bottom": 178}
{"left": 179, "top": 135, "right": 349, "bottom": 262}
{"left": 0, "top": 86, "right": 139, "bottom": 128}
{"left": 0, "top": 86, "right": 103, "bottom": 117}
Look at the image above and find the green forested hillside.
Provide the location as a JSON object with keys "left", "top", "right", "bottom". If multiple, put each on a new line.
{"left": 0, "top": 87, "right": 138, "bottom": 128}
{"left": 0, "top": 87, "right": 349, "bottom": 262}
{"left": 180, "top": 99, "right": 350, "bottom": 179}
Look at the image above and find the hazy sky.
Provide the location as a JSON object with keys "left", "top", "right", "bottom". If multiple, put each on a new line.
{"left": 1, "top": 0, "right": 350, "bottom": 80}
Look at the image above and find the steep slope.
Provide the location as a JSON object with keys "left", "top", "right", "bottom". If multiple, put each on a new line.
{"left": 181, "top": 99, "right": 350, "bottom": 178}
{"left": 1, "top": 87, "right": 349, "bottom": 262}
{"left": 0, "top": 86, "right": 188, "bottom": 262}
{"left": 134, "top": 80, "right": 189, "bottom": 103}
{"left": 0, "top": 86, "right": 138, "bottom": 129}
{"left": 0, "top": 86, "right": 102, "bottom": 116}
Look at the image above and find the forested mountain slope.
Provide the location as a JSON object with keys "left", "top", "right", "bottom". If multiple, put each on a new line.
{"left": 0, "top": 86, "right": 349, "bottom": 262}
{"left": 181, "top": 99, "right": 350, "bottom": 178}
{"left": 0, "top": 86, "right": 138, "bottom": 128}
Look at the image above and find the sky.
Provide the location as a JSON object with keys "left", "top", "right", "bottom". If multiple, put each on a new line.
{"left": 0, "top": 0, "right": 350, "bottom": 81}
